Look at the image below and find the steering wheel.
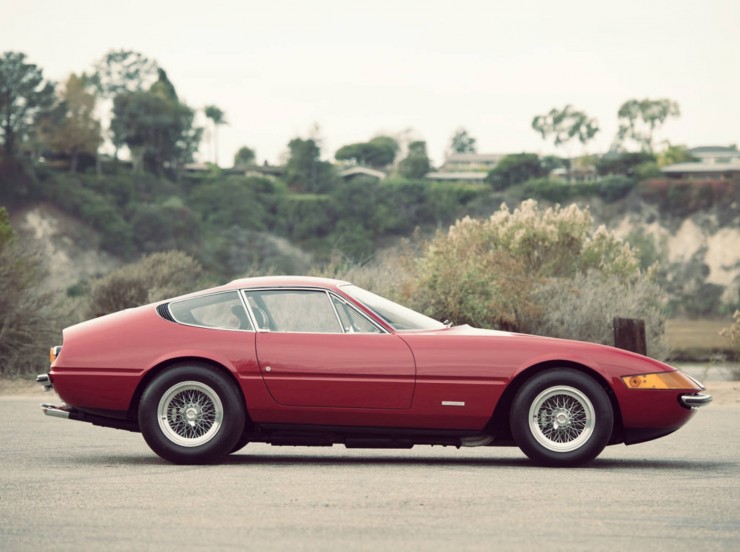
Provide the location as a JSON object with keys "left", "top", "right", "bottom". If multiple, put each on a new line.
{"left": 251, "top": 306, "right": 271, "bottom": 330}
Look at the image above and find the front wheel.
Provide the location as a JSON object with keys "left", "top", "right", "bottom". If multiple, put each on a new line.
{"left": 510, "top": 369, "right": 613, "bottom": 467}
{"left": 139, "top": 365, "right": 245, "bottom": 464}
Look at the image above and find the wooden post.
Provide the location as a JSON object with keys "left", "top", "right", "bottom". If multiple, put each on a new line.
{"left": 613, "top": 318, "right": 647, "bottom": 355}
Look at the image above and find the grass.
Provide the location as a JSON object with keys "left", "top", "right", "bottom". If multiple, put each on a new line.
{"left": 665, "top": 318, "right": 736, "bottom": 361}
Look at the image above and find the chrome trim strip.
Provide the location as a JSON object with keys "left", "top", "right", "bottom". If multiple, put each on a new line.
{"left": 324, "top": 290, "right": 346, "bottom": 333}
{"left": 679, "top": 393, "right": 713, "bottom": 408}
{"left": 442, "top": 401, "right": 466, "bottom": 407}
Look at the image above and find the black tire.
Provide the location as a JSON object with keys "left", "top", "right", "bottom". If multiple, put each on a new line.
{"left": 510, "top": 369, "right": 613, "bottom": 467}
{"left": 138, "top": 364, "right": 245, "bottom": 464}
{"left": 230, "top": 430, "right": 250, "bottom": 454}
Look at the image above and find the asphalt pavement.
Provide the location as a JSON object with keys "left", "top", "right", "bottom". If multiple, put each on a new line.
{"left": 1, "top": 393, "right": 738, "bottom": 551}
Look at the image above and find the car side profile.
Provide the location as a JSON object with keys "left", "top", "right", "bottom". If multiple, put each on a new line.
{"left": 37, "top": 276, "right": 711, "bottom": 467}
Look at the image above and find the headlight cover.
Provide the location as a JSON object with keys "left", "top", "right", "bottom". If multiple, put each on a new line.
{"left": 621, "top": 371, "right": 703, "bottom": 390}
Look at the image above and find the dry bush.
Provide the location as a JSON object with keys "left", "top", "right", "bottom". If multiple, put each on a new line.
{"left": 0, "top": 208, "right": 57, "bottom": 375}
{"left": 720, "top": 311, "right": 740, "bottom": 357}
{"left": 88, "top": 251, "right": 204, "bottom": 317}
{"left": 533, "top": 271, "right": 669, "bottom": 359}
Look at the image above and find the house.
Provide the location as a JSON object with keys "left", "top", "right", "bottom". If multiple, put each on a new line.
{"left": 687, "top": 146, "right": 740, "bottom": 164}
{"left": 439, "top": 153, "right": 507, "bottom": 173}
{"left": 661, "top": 162, "right": 740, "bottom": 180}
{"left": 339, "top": 166, "right": 386, "bottom": 182}
{"left": 424, "top": 171, "right": 488, "bottom": 184}
{"left": 662, "top": 145, "right": 740, "bottom": 180}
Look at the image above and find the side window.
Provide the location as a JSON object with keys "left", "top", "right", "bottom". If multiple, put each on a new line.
{"left": 331, "top": 296, "right": 382, "bottom": 334}
{"left": 244, "top": 290, "right": 342, "bottom": 333}
{"left": 169, "top": 292, "right": 252, "bottom": 330}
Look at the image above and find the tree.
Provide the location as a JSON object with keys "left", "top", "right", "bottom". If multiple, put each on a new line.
{"left": 204, "top": 104, "right": 227, "bottom": 166}
{"left": 617, "top": 98, "right": 680, "bottom": 153}
{"left": 486, "top": 153, "right": 546, "bottom": 190}
{"left": 398, "top": 141, "right": 430, "bottom": 179}
{"left": 656, "top": 143, "right": 695, "bottom": 167}
{"left": 0, "top": 51, "right": 55, "bottom": 158}
{"left": 284, "top": 137, "right": 336, "bottom": 193}
{"left": 532, "top": 105, "right": 599, "bottom": 152}
{"left": 595, "top": 151, "right": 655, "bottom": 176}
{"left": 91, "top": 49, "right": 159, "bottom": 159}
{"left": 111, "top": 72, "right": 201, "bottom": 175}
{"left": 234, "top": 146, "right": 256, "bottom": 168}
{"left": 92, "top": 49, "right": 159, "bottom": 98}
{"left": 335, "top": 135, "right": 398, "bottom": 168}
{"left": 368, "top": 136, "right": 399, "bottom": 165}
{"left": 449, "top": 127, "right": 477, "bottom": 154}
{"left": 37, "top": 73, "right": 101, "bottom": 172}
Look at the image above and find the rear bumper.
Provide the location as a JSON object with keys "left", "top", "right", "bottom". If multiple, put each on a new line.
{"left": 38, "top": 401, "right": 139, "bottom": 432}
{"left": 41, "top": 403, "right": 72, "bottom": 419}
{"left": 679, "top": 393, "right": 712, "bottom": 409}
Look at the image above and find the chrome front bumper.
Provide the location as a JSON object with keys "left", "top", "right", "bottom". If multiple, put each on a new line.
{"left": 679, "top": 393, "right": 712, "bottom": 409}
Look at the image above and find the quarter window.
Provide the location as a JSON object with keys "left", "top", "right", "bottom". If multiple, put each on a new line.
{"left": 169, "top": 291, "right": 252, "bottom": 330}
{"left": 331, "top": 296, "right": 382, "bottom": 333}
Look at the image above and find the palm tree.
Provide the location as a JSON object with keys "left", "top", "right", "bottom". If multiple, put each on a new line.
{"left": 204, "top": 105, "right": 227, "bottom": 166}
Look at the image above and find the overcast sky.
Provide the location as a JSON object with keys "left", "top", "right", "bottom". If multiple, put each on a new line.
{"left": 2, "top": 0, "right": 739, "bottom": 166}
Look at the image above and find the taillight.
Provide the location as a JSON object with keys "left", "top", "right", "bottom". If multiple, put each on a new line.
{"left": 50, "top": 346, "right": 62, "bottom": 364}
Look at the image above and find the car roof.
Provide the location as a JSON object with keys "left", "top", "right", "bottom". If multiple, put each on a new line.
{"left": 223, "top": 275, "right": 351, "bottom": 291}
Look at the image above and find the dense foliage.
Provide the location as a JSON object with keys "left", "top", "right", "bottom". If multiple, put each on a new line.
{"left": 409, "top": 201, "right": 669, "bottom": 357}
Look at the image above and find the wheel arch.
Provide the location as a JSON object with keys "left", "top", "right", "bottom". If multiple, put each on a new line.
{"left": 486, "top": 360, "right": 624, "bottom": 445}
{"left": 127, "top": 356, "right": 251, "bottom": 425}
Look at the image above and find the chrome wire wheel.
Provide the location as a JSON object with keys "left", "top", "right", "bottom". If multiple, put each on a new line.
{"left": 157, "top": 381, "right": 224, "bottom": 447}
{"left": 528, "top": 385, "right": 595, "bottom": 453}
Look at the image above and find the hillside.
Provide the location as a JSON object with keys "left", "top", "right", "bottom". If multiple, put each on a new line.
{"left": 7, "top": 180, "right": 739, "bottom": 322}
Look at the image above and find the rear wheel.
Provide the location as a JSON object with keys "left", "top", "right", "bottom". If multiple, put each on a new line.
{"left": 510, "top": 369, "right": 613, "bottom": 467}
{"left": 139, "top": 365, "right": 245, "bottom": 464}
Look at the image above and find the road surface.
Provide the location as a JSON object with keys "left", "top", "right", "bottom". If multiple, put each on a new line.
{"left": 1, "top": 392, "right": 738, "bottom": 551}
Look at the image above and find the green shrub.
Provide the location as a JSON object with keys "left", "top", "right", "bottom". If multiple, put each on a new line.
{"left": 412, "top": 200, "right": 668, "bottom": 356}
{"left": 595, "top": 175, "right": 637, "bottom": 202}
{"left": 521, "top": 178, "right": 577, "bottom": 203}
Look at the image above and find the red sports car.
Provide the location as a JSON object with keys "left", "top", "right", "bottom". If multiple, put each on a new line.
{"left": 37, "top": 276, "right": 711, "bottom": 466}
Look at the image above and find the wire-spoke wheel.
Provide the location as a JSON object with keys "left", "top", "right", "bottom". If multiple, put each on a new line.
{"left": 510, "top": 369, "right": 613, "bottom": 467}
{"left": 529, "top": 386, "right": 595, "bottom": 453}
{"left": 139, "top": 364, "right": 245, "bottom": 464}
{"left": 157, "top": 381, "right": 223, "bottom": 447}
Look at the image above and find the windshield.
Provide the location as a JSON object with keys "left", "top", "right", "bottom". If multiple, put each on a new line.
{"left": 341, "top": 284, "right": 445, "bottom": 331}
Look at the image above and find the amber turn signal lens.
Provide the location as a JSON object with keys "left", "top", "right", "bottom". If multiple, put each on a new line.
{"left": 49, "top": 346, "right": 62, "bottom": 364}
{"left": 621, "top": 371, "right": 701, "bottom": 390}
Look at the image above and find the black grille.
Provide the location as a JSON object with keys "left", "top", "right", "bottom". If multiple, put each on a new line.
{"left": 156, "top": 303, "right": 175, "bottom": 322}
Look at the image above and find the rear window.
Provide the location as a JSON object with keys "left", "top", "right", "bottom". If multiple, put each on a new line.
{"left": 168, "top": 291, "right": 253, "bottom": 331}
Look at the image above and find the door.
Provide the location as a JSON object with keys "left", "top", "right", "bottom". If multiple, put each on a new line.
{"left": 245, "top": 289, "right": 416, "bottom": 409}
